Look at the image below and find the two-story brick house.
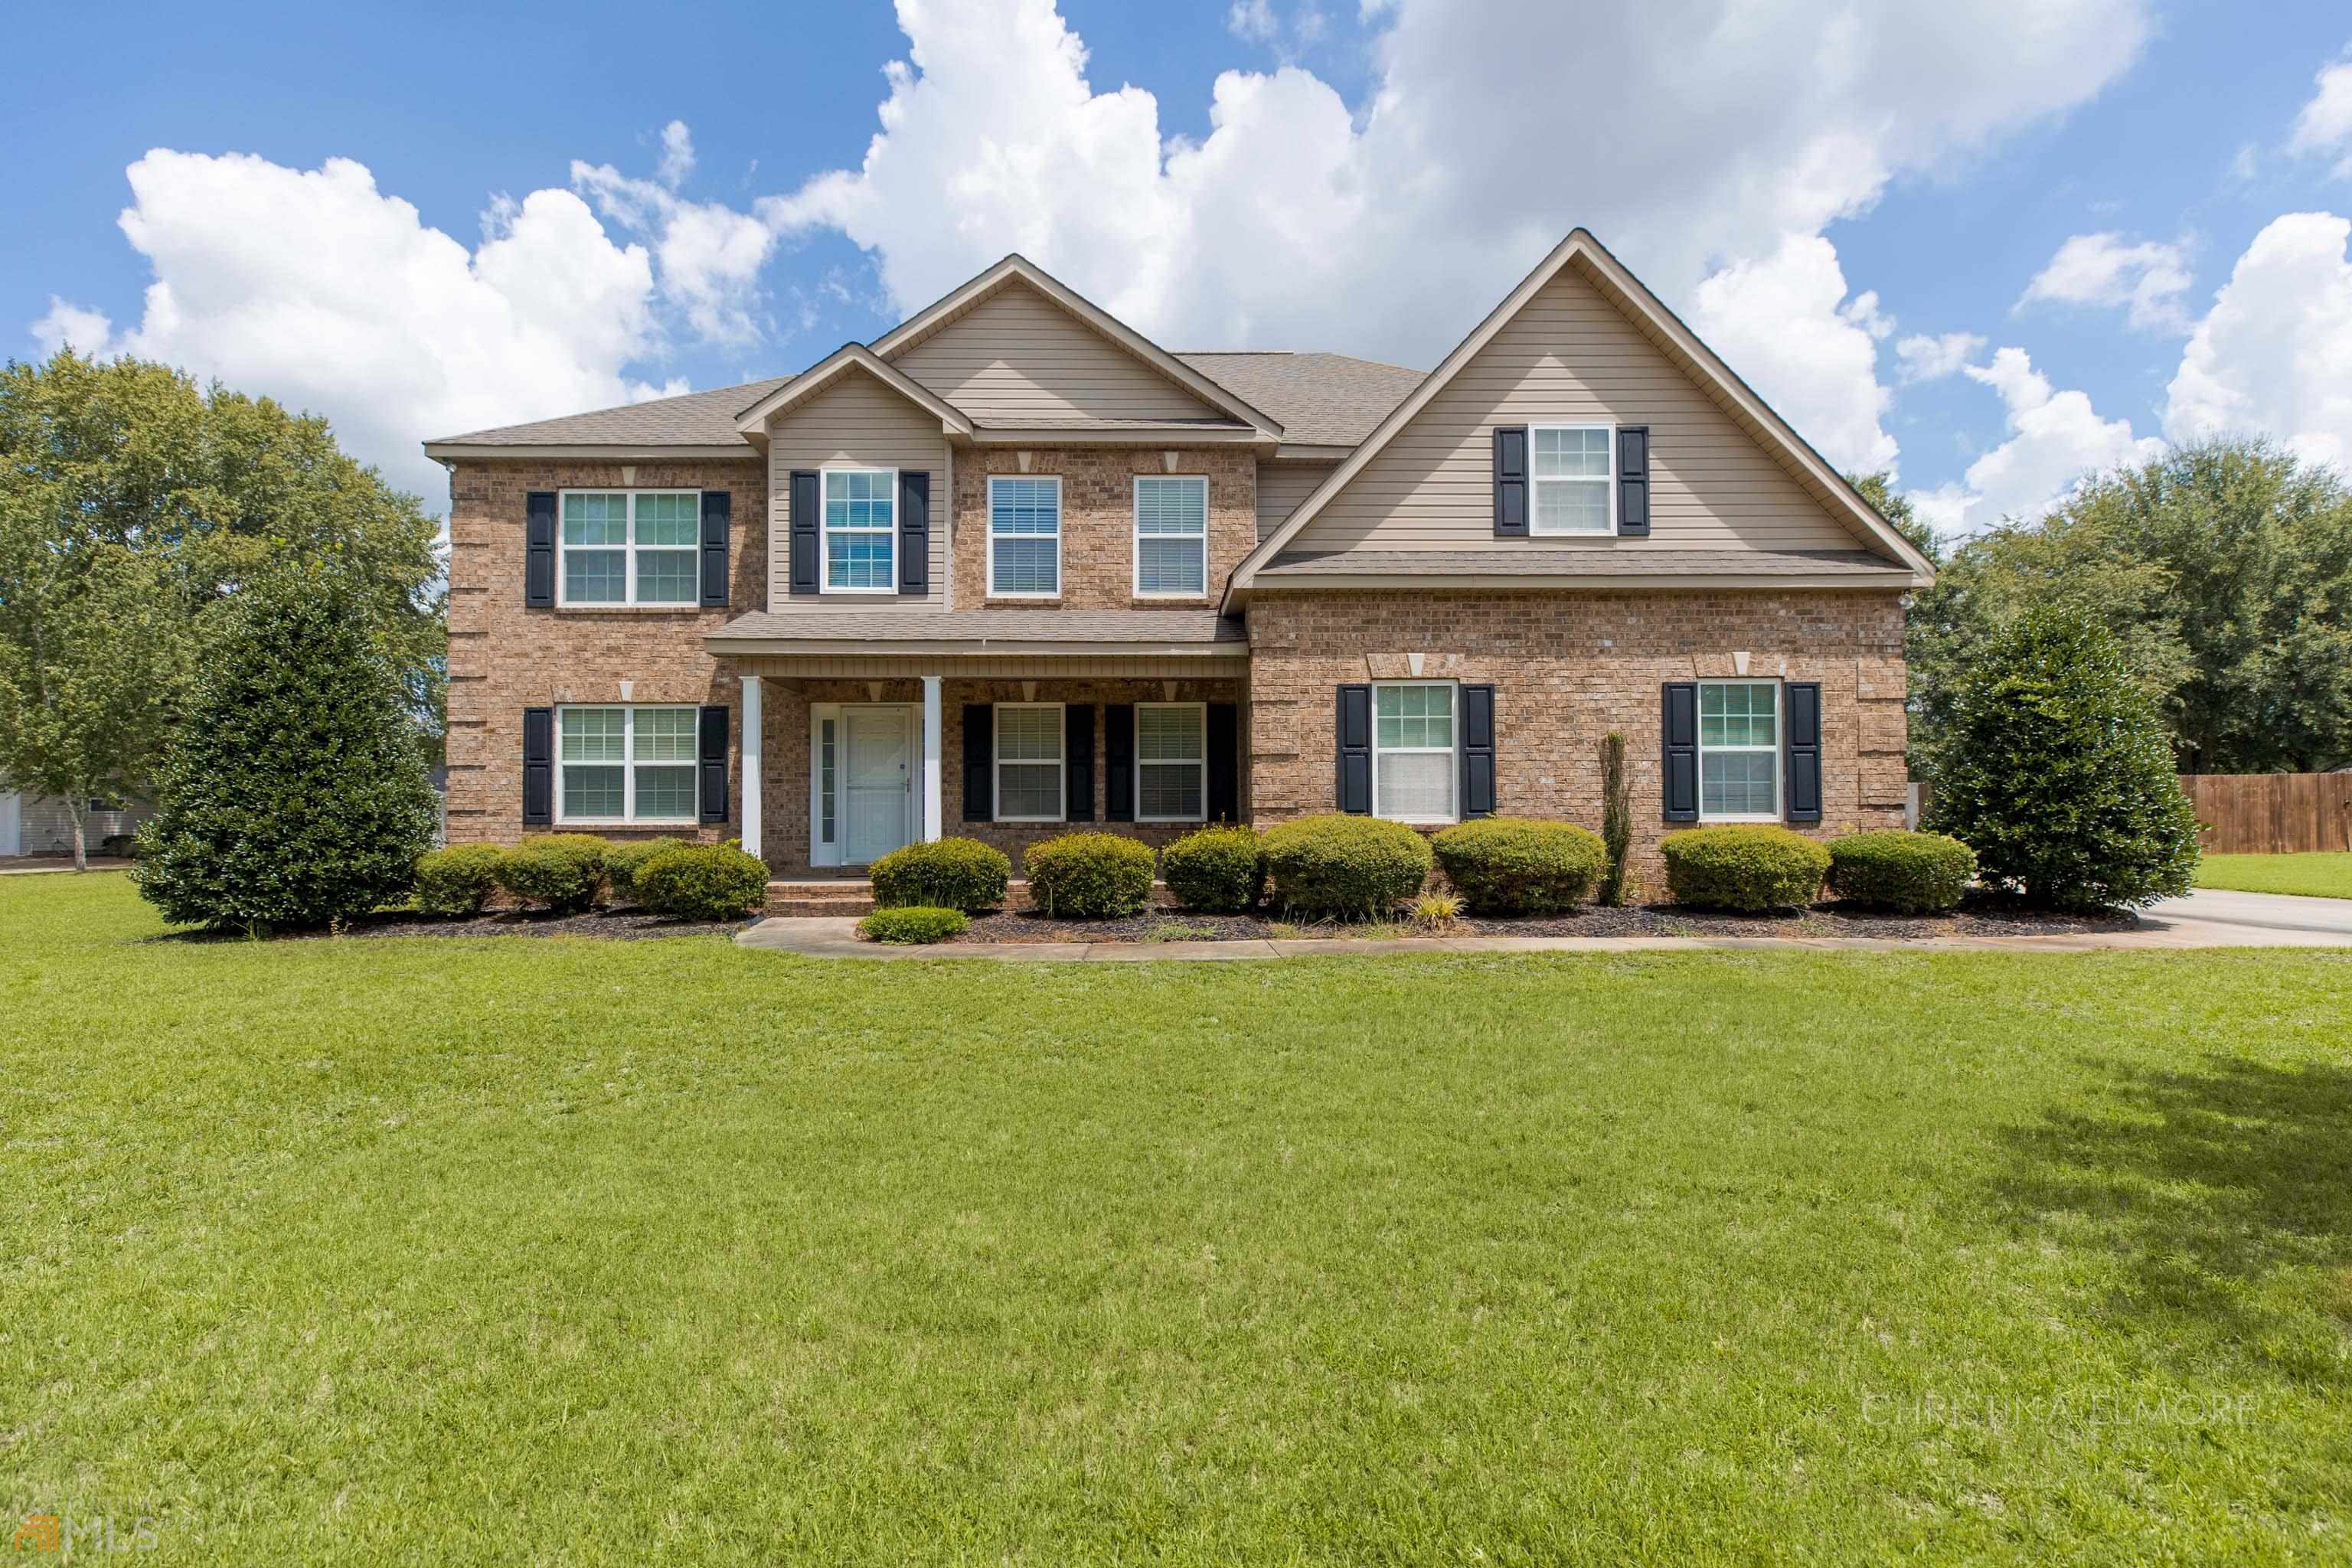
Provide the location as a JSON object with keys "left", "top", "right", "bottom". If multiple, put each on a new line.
{"left": 429, "top": 230, "right": 1929, "bottom": 887}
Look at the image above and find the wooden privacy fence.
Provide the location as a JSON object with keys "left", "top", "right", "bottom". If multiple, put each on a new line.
{"left": 1907, "top": 773, "right": 2352, "bottom": 854}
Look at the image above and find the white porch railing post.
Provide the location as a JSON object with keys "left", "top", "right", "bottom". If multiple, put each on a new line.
{"left": 740, "top": 674, "right": 764, "bottom": 862}
{"left": 920, "top": 675, "right": 944, "bottom": 841}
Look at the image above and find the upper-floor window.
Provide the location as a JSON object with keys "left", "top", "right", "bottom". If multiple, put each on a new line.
{"left": 1374, "top": 681, "right": 1457, "bottom": 824}
{"left": 1698, "top": 681, "right": 1779, "bottom": 820}
{"left": 1530, "top": 425, "right": 1614, "bottom": 535}
{"left": 561, "top": 490, "right": 699, "bottom": 605}
{"left": 988, "top": 476, "right": 1060, "bottom": 597}
{"left": 822, "top": 469, "right": 896, "bottom": 593}
{"left": 1134, "top": 476, "right": 1208, "bottom": 597}
{"left": 557, "top": 704, "right": 697, "bottom": 823}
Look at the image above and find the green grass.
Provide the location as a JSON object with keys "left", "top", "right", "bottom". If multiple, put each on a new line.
{"left": 2197, "top": 851, "right": 2352, "bottom": 900}
{"left": 5, "top": 874, "right": 2349, "bottom": 1563}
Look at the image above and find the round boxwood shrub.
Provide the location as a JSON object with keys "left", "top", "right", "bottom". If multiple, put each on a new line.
{"left": 495, "top": 834, "right": 610, "bottom": 914}
{"left": 858, "top": 906, "right": 970, "bottom": 944}
{"left": 1023, "top": 832, "right": 1157, "bottom": 918}
{"left": 1431, "top": 817, "right": 1606, "bottom": 914}
{"left": 633, "top": 841, "right": 770, "bottom": 920}
{"left": 606, "top": 837, "right": 693, "bottom": 904}
{"left": 868, "top": 836, "right": 1011, "bottom": 912}
{"left": 1826, "top": 830, "right": 1977, "bottom": 914}
{"left": 413, "top": 843, "right": 506, "bottom": 916}
{"left": 1659, "top": 825, "right": 1831, "bottom": 912}
{"left": 1159, "top": 825, "right": 1265, "bottom": 913}
{"left": 1260, "top": 814, "right": 1432, "bottom": 918}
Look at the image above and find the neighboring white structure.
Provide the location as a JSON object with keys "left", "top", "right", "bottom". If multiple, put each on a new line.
{"left": 0, "top": 791, "right": 151, "bottom": 858}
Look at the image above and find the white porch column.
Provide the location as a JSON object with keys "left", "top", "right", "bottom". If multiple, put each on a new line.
{"left": 920, "top": 675, "right": 944, "bottom": 841}
{"left": 739, "top": 674, "right": 763, "bottom": 861}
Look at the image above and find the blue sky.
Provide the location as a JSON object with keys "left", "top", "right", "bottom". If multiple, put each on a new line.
{"left": 7, "top": 0, "right": 2352, "bottom": 534}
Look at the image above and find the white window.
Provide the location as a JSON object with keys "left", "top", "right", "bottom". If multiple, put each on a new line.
{"left": 988, "top": 476, "right": 1060, "bottom": 597}
{"left": 821, "top": 469, "right": 896, "bottom": 593}
{"left": 557, "top": 705, "right": 698, "bottom": 824}
{"left": 1698, "top": 681, "right": 1780, "bottom": 820}
{"left": 1136, "top": 703, "right": 1207, "bottom": 822}
{"left": 995, "top": 704, "right": 1065, "bottom": 822}
{"left": 560, "top": 491, "right": 700, "bottom": 605}
{"left": 1530, "top": 426, "right": 1614, "bottom": 535}
{"left": 1134, "top": 476, "right": 1208, "bottom": 597}
{"left": 1372, "top": 682, "right": 1456, "bottom": 824}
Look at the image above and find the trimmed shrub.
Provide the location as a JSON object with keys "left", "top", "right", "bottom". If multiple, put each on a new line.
{"left": 413, "top": 843, "right": 505, "bottom": 916}
{"left": 868, "top": 836, "right": 1011, "bottom": 913}
{"left": 100, "top": 833, "right": 141, "bottom": 861}
{"left": 606, "top": 837, "right": 694, "bottom": 904}
{"left": 633, "top": 841, "right": 769, "bottom": 920}
{"left": 1660, "top": 825, "right": 1831, "bottom": 912}
{"left": 1827, "top": 830, "right": 1977, "bottom": 914}
{"left": 1159, "top": 825, "right": 1265, "bottom": 913}
{"left": 1261, "top": 814, "right": 1432, "bottom": 917}
{"left": 496, "top": 835, "right": 610, "bottom": 914}
{"left": 1024, "top": 832, "right": 1156, "bottom": 918}
{"left": 858, "top": 906, "right": 970, "bottom": 944}
{"left": 1431, "top": 817, "right": 1606, "bottom": 915}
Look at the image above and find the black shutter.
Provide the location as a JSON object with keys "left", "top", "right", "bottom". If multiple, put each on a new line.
{"left": 1617, "top": 425, "right": 1650, "bottom": 538}
{"left": 522, "top": 707, "right": 554, "bottom": 825}
{"left": 699, "top": 490, "right": 731, "bottom": 607}
{"left": 1492, "top": 427, "right": 1528, "bottom": 537}
{"left": 697, "top": 704, "right": 729, "bottom": 825}
{"left": 962, "top": 705, "right": 992, "bottom": 822}
{"left": 1461, "top": 684, "right": 1496, "bottom": 819}
{"left": 898, "top": 470, "right": 930, "bottom": 596}
{"left": 789, "top": 470, "right": 820, "bottom": 596}
{"left": 1661, "top": 683, "right": 1698, "bottom": 823}
{"left": 1104, "top": 705, "right": 1135, "bottom": 823}
{"left": 1065, "top": 705, "right": 1095, "bottom": 822}
{"left": 1785, "top": 681, "right": 1822, "bottom": 824}
{"left": 1207, "top": 703, "right": 1240, "bottom": 823}
{"left": 1336, "top": 684, "right": 1372, "bottom": 814}
{"left": 524, "top": 492, "right": 557, "bottom": 607}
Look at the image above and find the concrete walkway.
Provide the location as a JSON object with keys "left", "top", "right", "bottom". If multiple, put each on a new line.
{"left": 0, "top": 858, "right": 132, "bottom": 876}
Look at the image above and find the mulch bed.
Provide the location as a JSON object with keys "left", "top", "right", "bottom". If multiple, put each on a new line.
{"left": 159, "top": 906, "right": 750, "bottom": 942}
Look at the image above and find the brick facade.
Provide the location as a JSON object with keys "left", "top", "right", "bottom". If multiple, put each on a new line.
{"left": 951, "top": 448, "right": 1256, "bottom": 611}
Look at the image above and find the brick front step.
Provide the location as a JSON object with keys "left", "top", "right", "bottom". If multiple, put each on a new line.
{"left": 763, "top": 878, "right": 1180, "bottom": 919}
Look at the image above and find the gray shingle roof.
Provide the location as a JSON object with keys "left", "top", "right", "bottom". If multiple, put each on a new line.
{"left": 1174, "top": 353, "right": 1426, "bottom": 446}
{"left": 707, "top": 609, "right": 1246, "bottom": 646}
{"left": 427, "top": 379, "right": 789, "bottom": 448}
{"left": 1256, "top": 549, "right": 1909, "bottom": 578}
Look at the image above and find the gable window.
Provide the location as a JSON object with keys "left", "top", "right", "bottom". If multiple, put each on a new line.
{"left": 1373, "top": 681, "right": 1456, "bottom": 824}
{"left": 1136, "top": 703, "right": 1207, "bottom": 821}
{"left": 822, "top": 469, "right": 896, "bottom": 593}
{"left": 994, "top": 703, "right": 1065, "bottom": 822}
{"left": 988, "top": 476, "right": 1061, "bottom": 597}
{"left": 1698, "top": 681, "right": 1779, "bottom": 820}
{"left": 1134, "top": 476, "right": 1208, "bottom": 597}
{"left": 1530, "top": 426, "right": 1614, "bottom": 535}
{"left": 560, "top": 491, "right": 700, "bottom": 605}
{"left": 557, "top": 705, "right": 697, "bottom": 823}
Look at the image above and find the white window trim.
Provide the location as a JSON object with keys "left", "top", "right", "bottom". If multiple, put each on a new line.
{"left": 1527, "top": 423, "right": 1617, "bottom": 538}
{"left": 818, "top": 466, "right": 898, "bottom": 596}
{"left": 993, "top": 701, "right": 1067, "bottom": 823}
{"left": 553, "top": 704, "right": 701, "bottom": 827}
{"left": 1132, "top": 475, "right": 1210, "bottom": 599}
{"left": 1370, "top": 680, "right": 1460, "bottom": 827}
{"left": 555, "top": 488, "right": 704, "bottom": 608}
{"left": 1696, "top": 678, "right": 1782, "bottom": 823}
{"left": 987, "top": 474, "right": 1063, "bottom": 600}
{"left": 1134, "top": 701, "right": 1208, "bottom": 823}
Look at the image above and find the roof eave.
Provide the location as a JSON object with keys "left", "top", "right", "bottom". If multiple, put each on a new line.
{"left": 423, "top": 443, "right": 757, "bottom": 462}
{"left": 705, "top": 636, "right": 1249, "bottom": 658}
{"left": 1236, "top": 570, "right": 1925, "bottom": 596}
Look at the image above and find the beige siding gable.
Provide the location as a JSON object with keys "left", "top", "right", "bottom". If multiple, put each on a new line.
{"left": 1256, "top": 459, "right": 1339, "bottom": 541}
{"left": 764, "top": 367, "right": 949, "bottom": 612}
{"left": 891, "top": 282, "right": 1226, "bottom": 424}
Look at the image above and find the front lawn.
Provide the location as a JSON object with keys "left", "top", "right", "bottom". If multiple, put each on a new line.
{"left": 2197, "top": 851, "right": 2352, "bottom": 900}
{"left": 4, "top": 874, "right": 2347, "bottom": 1563}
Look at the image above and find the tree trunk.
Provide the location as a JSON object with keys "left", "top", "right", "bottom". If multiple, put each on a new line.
{"left": 69, "top": 799, "right": 87, "bottom": 872}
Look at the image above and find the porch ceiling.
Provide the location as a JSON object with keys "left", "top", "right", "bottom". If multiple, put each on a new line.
{"left": 705, "top": 609, "right": 1247, "bottom": 660}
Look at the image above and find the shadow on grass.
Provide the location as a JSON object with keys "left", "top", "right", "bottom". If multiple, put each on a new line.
{"left": 142, "top": 906, "right": 746, "bottom": 944}
{"left": 1995, "top": 1054, "right": 2352, "bottom": 1383}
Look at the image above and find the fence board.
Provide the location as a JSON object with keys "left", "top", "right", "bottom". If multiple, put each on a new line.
{"left": 2178, "top": 773, "right": 2352, "bottom": 854}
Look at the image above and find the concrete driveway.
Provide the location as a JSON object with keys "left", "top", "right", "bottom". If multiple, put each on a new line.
{"left": 2136, "top": 887, "right": 2352, "bottom": 947}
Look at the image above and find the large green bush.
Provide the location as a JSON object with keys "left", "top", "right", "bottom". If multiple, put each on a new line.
{"left": 413, "top": 844, "right": 505, "bottom": 916}
{"left": 633, "top": 841, "right": 769, "bottom": 921}
{"left": 1023, "top": 832, "right": 1156, "bottom": 918}
{"left": 1826, "top": 830, "right": 1978, "bottom": 914}
{"left": 1261, "top": 814, "right": 1432, "bottom": 917}
{"left": 606, "top": 837, "right": 693, "bottom": 904}
{"left": 1926, "top": 606, "right": 2202, "bottom": 910}
{"left": 858, "top": 906, "right": 970, "bottom": 944}
{"left": 868, "top": 837, "right": 1011, "bottom": 912}
{"left": 496, "top": 835, "right": 609, "bottom": 914}
{"left": 1431, "top": 817, "right": 1606, "bottom": 914}
{"left": 1159, "top": 825, "right": 1265, "bottom": 913}
{"left": 1660, "top": 825, "right": 1831, "bottom": 912}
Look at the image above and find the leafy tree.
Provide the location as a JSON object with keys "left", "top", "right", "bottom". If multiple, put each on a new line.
{"left": 1848, "top": 472, "right": 1942, "bottom": 567}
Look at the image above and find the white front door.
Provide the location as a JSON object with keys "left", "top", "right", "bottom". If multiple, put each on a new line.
{"left": 843, "top": 707, "right": 915, "bottom": 864}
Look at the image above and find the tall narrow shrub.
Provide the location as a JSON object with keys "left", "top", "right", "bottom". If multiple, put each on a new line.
{"left": 1599, "top": 730, "right": 1632, "bottom": 906}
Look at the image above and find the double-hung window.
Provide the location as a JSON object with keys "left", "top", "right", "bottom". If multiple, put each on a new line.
{"left": 1136, "top": 703, "right": 1206, "bottom": 821}
{"left": 560, "top": 491, "right": 700, "bottom": 605}
{"left": 988, "top": 476, "right": 1061, "bottom": 597}
{"left": 1530, "top": 426, "right": 1614, "bottom": 535}
{"left": 822, "top": 469, "right": 896, "bottom": 593}
{"left": 1697, "top": 681, "right": 1779, "bottom": 820}
{"left": 994, "top": 704, "right": 1065, "bottom": 822}
{"left": 1373, "top": 681, "right": 1456, "bottom": 824}
{"left": 557, "top": 705, "right": 697, "bottom": 823}
{"left": 1134, "top": 476, "right": 1208, "bottom": 597}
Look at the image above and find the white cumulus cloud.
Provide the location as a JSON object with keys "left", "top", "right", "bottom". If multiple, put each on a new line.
{"left": 658, "top": 119, "right": 695, "bottom": 189}
{"left": 1912, "top": 346, "right": 2164, "bottom": 533}
{"left": 30, "top": 298, "right": 116, "bottom": 358}
{"left": 1688, "top": 234, "right": 1898, "bottom": 474}
{"left": 2164, "top": 211, "right": 2352, "bottom": 471}
{"left": 572, "top": 149, "right": 777, "bottom": 348}
{"left": 1893, "top": 330, "right": 1986, "bottom": 383}
{"left": 2018, "top": 231, "right": 2192, "bottom": 332}
{"left": 2288, "top": 55, "right": 2352, "bottom": 178}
